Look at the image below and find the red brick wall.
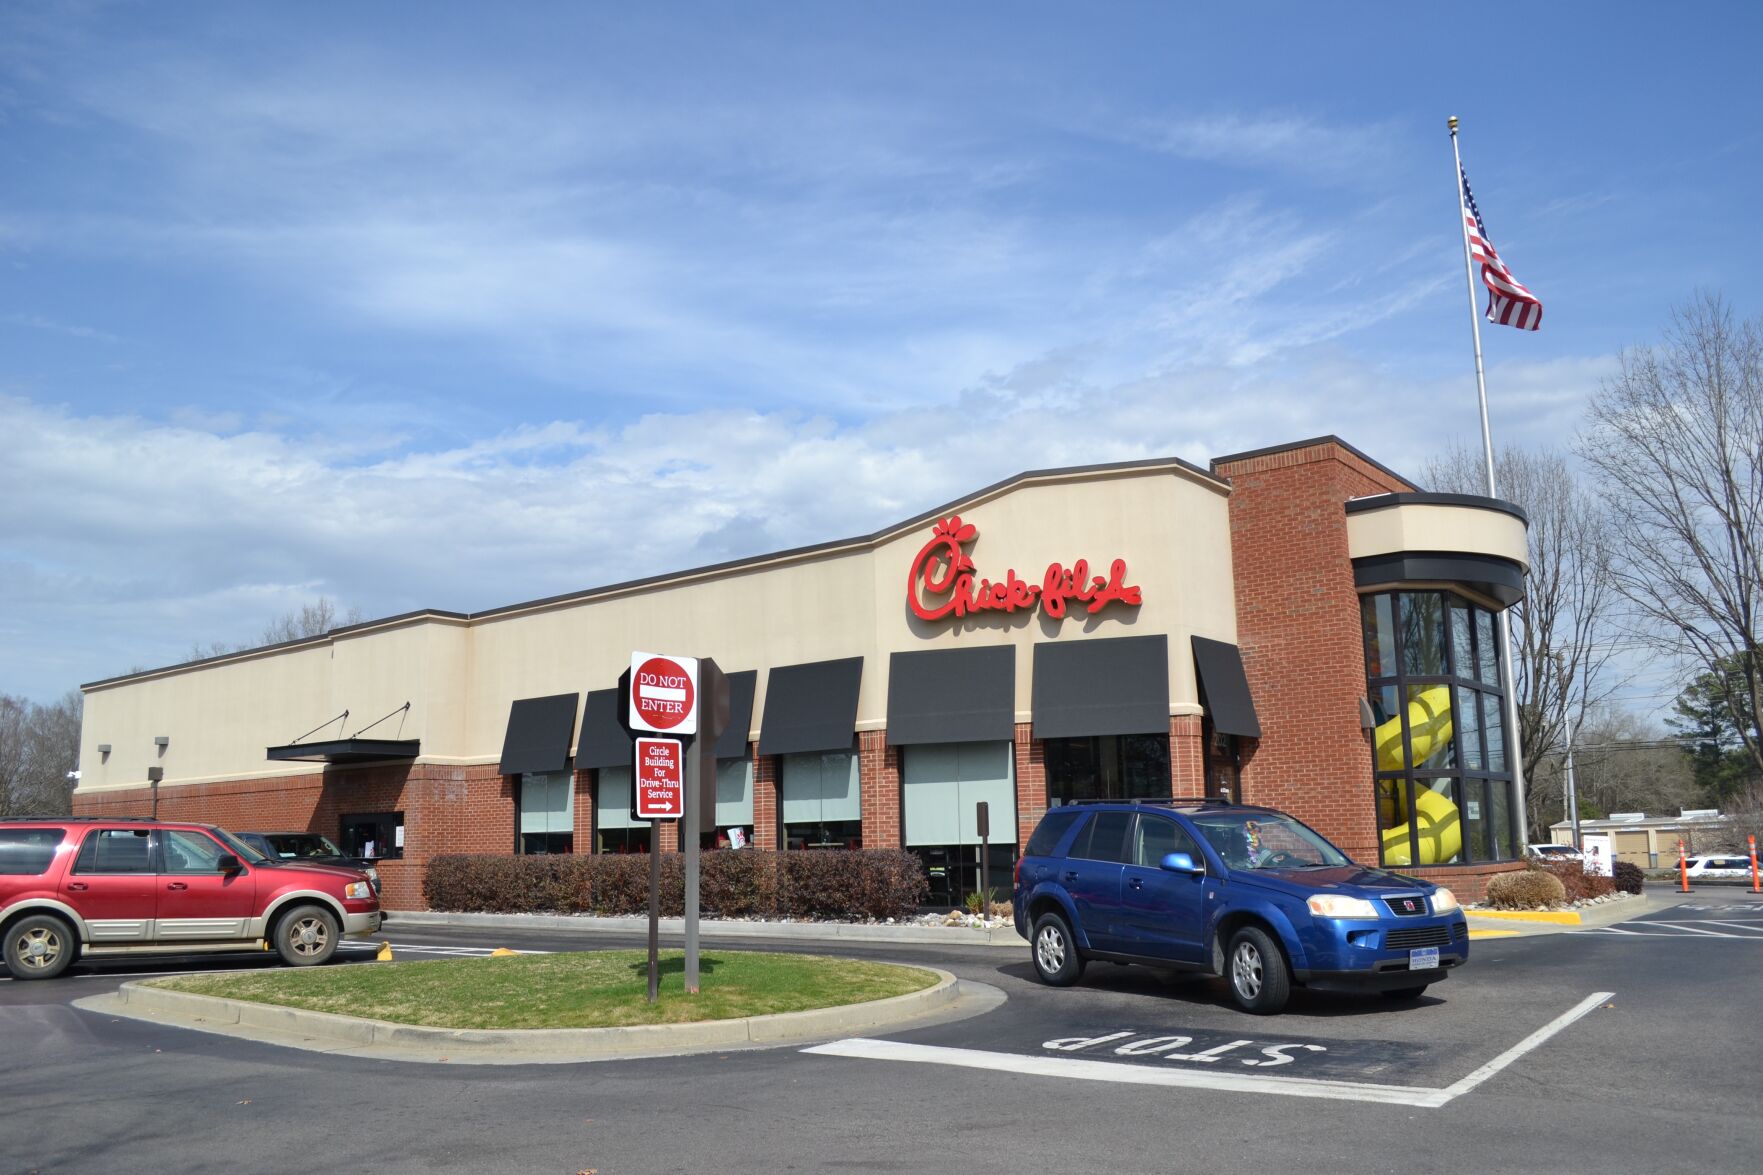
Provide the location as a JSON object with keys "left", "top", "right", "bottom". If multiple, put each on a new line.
{"left": 753, "top": 751, "right": 779, "bottom": 851}
{"left": 73, "top": 763, "right": 511, "bottom": 910}
{"left": 1213, "top": 440, "right": 1412, "bottom": 863}
{"left": 1013, "top": 723, "right": 1046, "bottom": 853}
{"left": 1171, "top": 714, "right": 1205, "bottom": 800}
{"left": 858, "top": 730, "right": 901, "bottom": 849}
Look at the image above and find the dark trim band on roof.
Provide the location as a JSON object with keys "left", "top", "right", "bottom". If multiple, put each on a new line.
{"left": 758, "top": 657, "right": 864, "bottom": 757}
{"left": 265, "top": 738, "right": 420, "bottom": 765}
{"left": 1191, "top": 636, "right": 1261, "bottom": 740}
{"left": 886, "top": 646, "right": 1015, "bottom": 747}
{"left": 1345, "top": 491, "right": 1528, "bottom": 525}
{"left": 577, "top": 689, "right": 632, "bottom": 770}
{"left": 1209, "top": 435, "right": 1415, "bottom": 489}
{"left": 713, "top": 670, "right": 758, "bottom": 760}
{"left": 497, "top": 693, "right": 580, "bottom": 776}
{"left": 1031, "top": 635, "right": 1170, "bottom": 740}
{"left": 1353, "top": 552, "right": 1526, "bottom": 609}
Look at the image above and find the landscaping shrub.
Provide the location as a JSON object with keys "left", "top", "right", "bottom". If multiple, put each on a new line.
{"left": 1611, "top": 860, "right": 1645, "bottom": 895}
{"left": 1539, "top": 860, "right": 1616, "bottom": 902}
{"left": 1484, "top": 868, "right": 1566, "bottom": 910}
{"left": 423, "top": 849, "right": 928, "bottom": 922}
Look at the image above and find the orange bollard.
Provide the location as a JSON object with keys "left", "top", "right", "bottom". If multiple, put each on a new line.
{"left": 1679, "top": 840, "right": 1692, "bottom": 893}
{"left": 1750, "top": 835, "right": 1760, "bottom": 895}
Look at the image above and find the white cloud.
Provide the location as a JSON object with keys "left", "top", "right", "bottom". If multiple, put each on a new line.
{"left": 0, "top": 339, "right": 1615, "bottom": 700}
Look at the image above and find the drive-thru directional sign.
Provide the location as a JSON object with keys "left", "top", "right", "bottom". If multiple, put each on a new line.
{"left": 629, "top": 652, "right": 699, "bottom": 734}
{"left": 634, "top": 737, "right": 685, "bottom": 820}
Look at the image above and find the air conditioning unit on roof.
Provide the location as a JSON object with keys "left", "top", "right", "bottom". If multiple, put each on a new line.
{"left": 1679, "top": 808, "right": 1721, "bottom": 820}
{"left": 1609, "top": 812, "right": 1646, "bottom": 822}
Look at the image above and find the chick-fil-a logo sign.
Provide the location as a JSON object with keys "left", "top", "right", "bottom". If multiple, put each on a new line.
{"left": 906, "top": 515, "right": 1143, "bottom": 622}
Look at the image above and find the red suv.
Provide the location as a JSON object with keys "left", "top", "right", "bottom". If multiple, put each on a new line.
{"left": 1, "top": 817, "right": 382, "bottom": 980}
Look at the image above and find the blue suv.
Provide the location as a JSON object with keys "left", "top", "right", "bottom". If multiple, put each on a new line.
{"left": 1012, "top": 800, "right": 1470, "bottom": 1013}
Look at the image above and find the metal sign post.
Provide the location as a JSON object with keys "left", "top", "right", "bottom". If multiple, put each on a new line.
{"left": 683, "top": 659, "right": 730, "bottom": 994}
{"left": 647, "top": 818, "right": 661, "bottom": 1002}
{"left": 977, "top": 801, "right": 990, "bottom": 913}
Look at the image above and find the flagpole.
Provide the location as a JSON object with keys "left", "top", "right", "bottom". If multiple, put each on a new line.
{"left": 1448, "top": 115, "right": 1530, "bottom": 852}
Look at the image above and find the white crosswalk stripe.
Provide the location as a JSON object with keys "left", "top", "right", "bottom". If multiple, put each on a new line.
{"left": 1590, "top": 920, "right": 1763, "bottom": 940}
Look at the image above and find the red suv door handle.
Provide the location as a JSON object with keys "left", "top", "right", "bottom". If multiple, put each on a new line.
{"left": 66, "top": 882, "right": 88, "bottom": 891}
{"left": 166, "top": 882, "right": 188, "bottom": 891}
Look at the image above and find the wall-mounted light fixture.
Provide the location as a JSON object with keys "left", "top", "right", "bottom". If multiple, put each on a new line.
{"left": 153, "top": 735, "right": 170, "bottom": 747}
{"left": 97, "top": 743, "right": 112, "bottom": 756}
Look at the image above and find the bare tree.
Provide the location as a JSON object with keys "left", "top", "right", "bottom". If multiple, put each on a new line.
{"left": 260, "top": 597, "right": 364, "bottom": 646}
{"left": 181, "top": 596, "right": 367, "bottom": 663}
{"left": 0, "top": 691, "right": 82, "bottom": 817}
{"left": 1424, "top": 443, "right": 1622, "bottom": 813}
{"left": 1578, "top": 293, "right": 1763, "bottom": 779}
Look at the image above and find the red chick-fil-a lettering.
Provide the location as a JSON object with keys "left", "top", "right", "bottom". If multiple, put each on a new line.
{"left": 906, "top": 516, "right": 1142, "bottom": 622}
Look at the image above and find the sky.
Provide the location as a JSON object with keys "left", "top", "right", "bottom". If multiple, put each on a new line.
{"left": 2, "top": 2, "right": 1759, "bottom": 710}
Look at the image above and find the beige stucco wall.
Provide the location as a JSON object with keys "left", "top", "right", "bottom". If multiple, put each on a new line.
{"left": 1345, "top": 500, "right": 1529, "bottom": 570}
{"left": 79, "top": 463, "right": 1238, "bottom": 792}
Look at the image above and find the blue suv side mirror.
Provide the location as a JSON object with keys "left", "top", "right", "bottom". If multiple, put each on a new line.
{"left": 1160, "top": 851, "right": 1203, "bottom": 875}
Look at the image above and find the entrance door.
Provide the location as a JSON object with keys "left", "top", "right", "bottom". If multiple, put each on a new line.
{"left": 155, "top": 828, "right": 257, "bottom": 941}
{"left": 1117, "top": 814, "right": 1208, "bottom": 964}
{"left": 62, "top": 827, "right": 157, "bottom": 942}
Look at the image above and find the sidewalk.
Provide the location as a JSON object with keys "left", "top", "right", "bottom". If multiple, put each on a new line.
{"left": 386, "top": 909, "right": 1031, "bottom": 949}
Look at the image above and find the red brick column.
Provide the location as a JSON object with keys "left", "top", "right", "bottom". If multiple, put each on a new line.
{"left": 1212, "top": 438, "right": 1412, "bottom": 863}
{"left": 656, "top": 819, "right": 680, "bottom": 853}
{"left": 1013, "top": 722, "right": 1045, "bottom": 853}
{"left": 574, "top": 768, "right": 595, "bottom": 854}
{"left": 753, "top": 750, "right": 779, "bottom": 851}
{"left": 1170, "top": 714, "right": 1205, "bottom": 799}
{"left": 857, "top": 730, "right": 901, "bottom": 849}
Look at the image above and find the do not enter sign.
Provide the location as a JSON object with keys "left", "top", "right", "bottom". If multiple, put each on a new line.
{"left": 634, "top": 737, "right": 685, "bottom": 820}
{"left": 629, "top": 651, "right": 698, "bottom": 735}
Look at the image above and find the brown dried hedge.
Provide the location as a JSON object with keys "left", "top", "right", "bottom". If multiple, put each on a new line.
{"left": 1484, "top": 868, "right": 1567, "bottom": 910}
{"left": 1538, "top": 860, "right": 1616, "bottom": 902}
{"left": 1611, "top": 860, "right": 1645, "bottom": 895}
{"left": 422, "top": 849, "right": 928, "bottom": 922}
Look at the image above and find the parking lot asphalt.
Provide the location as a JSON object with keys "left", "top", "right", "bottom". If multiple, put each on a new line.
{"left": 4, "top": 891, "right": 1761, "bottom": 1174}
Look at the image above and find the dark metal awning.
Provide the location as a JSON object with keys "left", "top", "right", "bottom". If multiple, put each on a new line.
{"left": 497, "top": 693, "right": 580, "bottom": 776}
{"left": 1031, "top": 635, "right": 1169, "bottom": 739}
{"left": 577, "top": 688, "right": 632, "bottom": 769}
{"left": 886, "top": 646, "right": 1015, "bottom": 747}
{"left": 713, "top": 670, "right": 758, "bottom": 760}
{"left": 1352, "top": 552, "right": 1525, "bottom": 609}
{"left": 266, "top": 738, "right": 420, "bottom": 765}
{"left": 1191, "top": 636, "right": 1262, "bottom": 739}
{"left": 757, "top": 657, "right": 864, "bottom": 757}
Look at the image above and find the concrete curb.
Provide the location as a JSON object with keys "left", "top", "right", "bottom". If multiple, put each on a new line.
{"left": 386, "top": 909, "right": 1030, "bottom": 948}
{"left": 104, "top": 965, "right": 965, "bottom": 1061}
{"left": 1467, "top": 909, "right": 1583, "bottom": 926}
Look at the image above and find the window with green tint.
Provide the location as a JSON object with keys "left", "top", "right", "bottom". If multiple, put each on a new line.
{"left": 1400, "top": 593, "right": 1448, "bottom": 676}
{"left": 1456, "top": 686, "right": 1483, "bottom": 770}
{"left": 1364, "top": 594, "right": 1397, "bottom": 677}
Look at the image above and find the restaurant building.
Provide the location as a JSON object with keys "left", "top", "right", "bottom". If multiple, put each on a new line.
{"left": 74, "top": 436, "right": 1531, "bottom": 908}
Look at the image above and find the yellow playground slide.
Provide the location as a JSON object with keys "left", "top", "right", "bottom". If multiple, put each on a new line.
{"left": 1373, "top": 686, "right": 1463, "bottom": 865}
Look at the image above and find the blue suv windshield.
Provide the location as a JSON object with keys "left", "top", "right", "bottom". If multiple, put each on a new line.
{"left": 1189, "top": 812, "right": 1350, "bottom": 870}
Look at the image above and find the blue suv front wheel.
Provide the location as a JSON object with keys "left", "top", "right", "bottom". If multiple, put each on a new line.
{"left": 1227, "top": 925, "right": 1292, "bottom": 1015}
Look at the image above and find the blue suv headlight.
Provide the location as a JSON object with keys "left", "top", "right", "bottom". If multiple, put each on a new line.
{"left": 1306, "top": 895, "right": 1379, "bottom": 919}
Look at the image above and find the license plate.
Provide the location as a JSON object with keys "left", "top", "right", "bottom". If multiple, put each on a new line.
{"left": 1409, "top": 946, "right": 1440, "bottom": 970}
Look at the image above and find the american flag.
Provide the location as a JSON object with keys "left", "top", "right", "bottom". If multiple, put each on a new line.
{"left": 1460, "top": 164, "right": 1542, "bottom": 331}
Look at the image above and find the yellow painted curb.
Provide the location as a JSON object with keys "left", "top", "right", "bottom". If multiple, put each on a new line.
{"left": 1468, "top": 928, "right": 1520, "bottom": 940}
{"left": 1466, "top": 908, "right": 1582, "bottom": 925}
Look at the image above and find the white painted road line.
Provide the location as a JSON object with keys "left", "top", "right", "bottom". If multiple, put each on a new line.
{"left": 1592, "top": 925, "right": 1763, "bottom": 940}
{"left": 803, "top": 991, "right": 1615, "bottom": 1109}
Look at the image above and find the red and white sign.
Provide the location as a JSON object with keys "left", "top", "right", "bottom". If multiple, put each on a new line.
{"left": 634, "top": 737, "right": 685, "bottom": 820}
{"left": 629, "top": 651, "right": 699, "bottom": 735}
{"left": 906, "top": 515, "right": 1142, "bottom": 622}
